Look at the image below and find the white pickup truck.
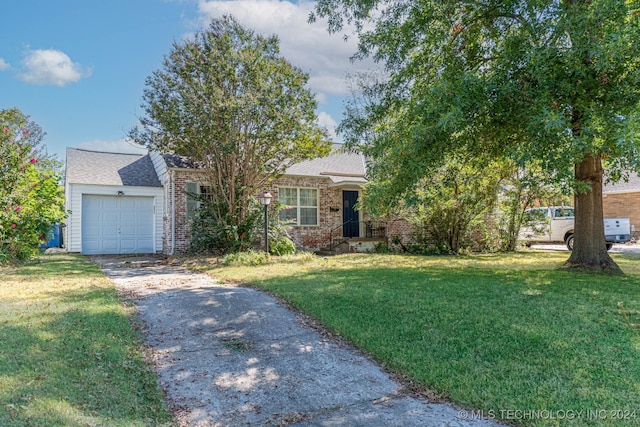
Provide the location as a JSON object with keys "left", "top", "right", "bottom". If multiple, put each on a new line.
{"left": 519, "top": 206, "right": 633, "bottom": 251}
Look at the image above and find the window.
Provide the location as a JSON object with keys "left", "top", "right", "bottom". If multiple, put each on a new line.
{"left": 524, "top": 208, "right": 548, "bottom": 222}
{"left": 186, "top": 182, "right": 213, "bottom": 220}
{"left": 278, "top": 187, "right": 318, "bottom": 226}
{"left": 554, "top": 207, "right": 574, "bottom": 218}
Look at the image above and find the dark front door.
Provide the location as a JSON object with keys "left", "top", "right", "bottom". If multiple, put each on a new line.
{"left": 342, "top": 190, "right": 360, "bottom": 237}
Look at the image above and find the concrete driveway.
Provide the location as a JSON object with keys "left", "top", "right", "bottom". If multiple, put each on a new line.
{"left": 530, "top": 243, "right": 640, "bottom": 253}
{"left": 93, "top": 255, "right": 501, "bottom": 427}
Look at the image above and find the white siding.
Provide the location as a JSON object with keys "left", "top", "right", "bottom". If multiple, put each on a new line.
{"left": 65, "top": 183, "right": 164, "bottom": 253}
{"left": 149, "top": 152, "right": 168, "bottom": 182}
{"left": 149, "top": 151, "right": 171, "bottom": 217}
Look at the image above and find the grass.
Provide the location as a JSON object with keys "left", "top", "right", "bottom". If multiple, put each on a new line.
{"left": 0, "top": 254, "right": 171, "bottom": 427}
{"left": 188, "top": 250, "right": 640, "bottom": 426}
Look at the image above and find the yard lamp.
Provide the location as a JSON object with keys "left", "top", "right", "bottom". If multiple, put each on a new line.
{"left": 259, "top": 191, "right": 273, "bottom": 253}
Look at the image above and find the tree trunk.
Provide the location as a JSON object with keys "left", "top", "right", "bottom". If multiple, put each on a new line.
{"left": 562, "top": 153, "right": 622, "bottom": 273}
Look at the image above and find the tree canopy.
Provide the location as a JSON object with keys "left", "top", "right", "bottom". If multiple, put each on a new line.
{"left": 131, "top": 16, "right": 331, "bottom": 252}
{"left": 313, "top": 0, "right": 640, "bottom": 271}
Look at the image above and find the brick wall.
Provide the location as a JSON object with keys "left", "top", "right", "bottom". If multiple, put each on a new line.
{"left": 385, "top": 218, "right": 415, "bottom": 249}
{"left": 603, "top": 192, "right": 640, "bottom": 239}
{"left": 164, "top": 170, "right": 208, "bottom": 254}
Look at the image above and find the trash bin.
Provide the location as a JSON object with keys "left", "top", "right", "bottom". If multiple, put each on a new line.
{"left": 41, "top": 224, "right": 62, "bottom": 248}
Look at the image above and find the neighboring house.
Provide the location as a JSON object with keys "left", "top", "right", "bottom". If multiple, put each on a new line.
{"left": 65, "top": 148, "right": 164, "bottom": 255}
{"left": 603, "top": 173, "right": 640, "bottom": 240}
{"left": 65, "top": 145, "right": 411, "bottom": 255}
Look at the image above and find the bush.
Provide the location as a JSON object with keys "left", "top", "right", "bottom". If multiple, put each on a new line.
{"left": 373, "top": 241, "right": 390, "bottom": 253}
{"left": 221, "top": 250, "right": 270, "bottom": 266}
{"left": 189, "top": 199, "right": 261, "bottom": 255}
{"left": 0, "top": 109, "right": 65, "bottom": 264}
{"left": 270, "top": 236, "right": 296, "bottom": 256}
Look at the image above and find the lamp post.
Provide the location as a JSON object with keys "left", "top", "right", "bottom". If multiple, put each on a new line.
{"left": 259, "top": 191, "right": 272, "bottom": 253}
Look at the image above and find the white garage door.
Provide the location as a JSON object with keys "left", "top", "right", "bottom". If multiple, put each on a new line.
{"left": 82, "top": 195, "right": 155, "bottom": 255}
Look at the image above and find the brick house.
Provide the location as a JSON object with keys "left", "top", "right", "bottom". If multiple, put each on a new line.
{"left": 603, "top": 173, "right": 640, "bottom": 240}
{"left": 152, "top": 145, "right": 412, "bottom": 254}
{"left": 65, "top": 146, "right": 412, "bottom": 255}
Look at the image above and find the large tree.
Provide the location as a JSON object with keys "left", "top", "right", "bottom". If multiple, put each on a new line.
{"left": 131, "top": 16, "right": 331, "bottom": 251}
{"left": 313, "top": 0, "right": 640, "bottom": 271}
{"left": 0, "top": 108, "right": 64, "bottom": 263}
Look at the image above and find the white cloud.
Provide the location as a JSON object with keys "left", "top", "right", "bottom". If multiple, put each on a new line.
{"left": 317, "top": 111, "right": 339, "bottom": 141}
{"left": 76, "top": 138, "right": 148, "bottom": 154}
{"left": 196, "top": 0, "right": 377, "bottom": 98}
{"left": 0, "top": 58, "right": 10, "bottom": 71}
{"left": 19, "top": 49, "right": 91, "bottom": 86}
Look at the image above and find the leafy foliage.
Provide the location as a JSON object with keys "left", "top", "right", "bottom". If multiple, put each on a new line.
{"left": 189, "top": 196, "right": 262, "bottom": 254}
{"left": 269, "top": 235, "right": 296, "bottom": 256}
{"left": 398, "top": 153, "right": 506, "bottom": 253}
{"left": 131, "top": 16, "right": 332, "bottom": 252}
{"left": 314, "top": 0, "right": 640, "bottom": 270}
{"left": 221, "top": 249, "right": 271, "bottom": 266}
{"left": 497, "top": 163, "right": 572, "bottom": 251}
{"left": 0, "top": 109, "right": 64, "bottom": 264}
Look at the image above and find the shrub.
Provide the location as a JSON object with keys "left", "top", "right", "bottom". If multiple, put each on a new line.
{"left": 189, "top": 199, "right": 261, "bottom": 255}
{"left": 0, "top": 109, "right": 65, "bottom": 264}
{"left": 373, "top": 241, "right": 390, "bottom": 253}
{"left": 270, "top": 236, "right": 296, "bottom": 256}
{"left": 221, "top": 250, "right": 270, "bottom": 266}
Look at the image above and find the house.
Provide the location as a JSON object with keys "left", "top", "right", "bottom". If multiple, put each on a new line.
{"left": 603, "top": 173, "right": 640, "bottom": 240}
{"left": 64, "top": 146, "right": 412, "bottom": 255}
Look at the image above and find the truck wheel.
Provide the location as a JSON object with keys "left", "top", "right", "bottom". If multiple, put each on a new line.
{"left": 606, "top": 243, "right": 613, "bottom": 251}
{"left": 565, "top": 234, "right": 574, "bottom": 251}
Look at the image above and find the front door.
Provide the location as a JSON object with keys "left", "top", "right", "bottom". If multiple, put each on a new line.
{"left": 342, "top": 190, "right": 360, "bottom": 237}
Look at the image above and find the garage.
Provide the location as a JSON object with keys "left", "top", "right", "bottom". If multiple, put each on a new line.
{"left": 82, "top": 195, "right": 155, "bottom": 255}
{"left": 65, "top": 149, "right": 164, "bottom": 255}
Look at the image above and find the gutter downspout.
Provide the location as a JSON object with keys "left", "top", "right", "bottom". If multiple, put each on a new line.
{"left": 171, "top": 169, "right": 176, "bottom": 256}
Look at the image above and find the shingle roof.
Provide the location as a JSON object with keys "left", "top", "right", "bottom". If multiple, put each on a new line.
{"left": 284, "top": 145, "right": 367, "bottom": 184}
{"left": 604, "top": 173, "right": 640, "bottom": 194}
{"left": 162, "top": 153, "right": 205, "bottom": 169}
{"left": 66, "top": 148, "right": 162, "bottom": 187}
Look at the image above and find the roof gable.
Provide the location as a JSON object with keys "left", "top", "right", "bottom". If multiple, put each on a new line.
{"left": 66, "top": 148, "right": 162, "bottom": 187}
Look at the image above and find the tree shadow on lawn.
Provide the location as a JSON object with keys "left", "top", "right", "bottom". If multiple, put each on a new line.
{"left": 0, "top": 287, "right": 170, "bottom": 427}
{"left": 243, "top": 263, "right": 640, "bottom": 417}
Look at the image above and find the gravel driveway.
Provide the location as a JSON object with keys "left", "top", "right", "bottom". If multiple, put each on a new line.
{"left": 92, "top": 255, "right": 501, "bottom": 427}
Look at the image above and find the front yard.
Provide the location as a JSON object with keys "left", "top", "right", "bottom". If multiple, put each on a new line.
{"left": 2, "top": 250, "right": 639, "bottom": 426}
{"left": 0, "top": 254, "right": 170, "bottom": 427}
{"left": 191, "top": 251, "right": 640, "bottom": 426}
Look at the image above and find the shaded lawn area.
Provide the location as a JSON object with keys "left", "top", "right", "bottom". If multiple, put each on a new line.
{"left": 0, "top": 254, "right": 171, "bottom": 427}
{"left": 191, "top": 251, "right": 640, "bottom": 426}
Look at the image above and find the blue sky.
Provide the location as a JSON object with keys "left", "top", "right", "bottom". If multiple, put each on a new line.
{"left": 1, "top": 0, "right": 371, "bottom": 162}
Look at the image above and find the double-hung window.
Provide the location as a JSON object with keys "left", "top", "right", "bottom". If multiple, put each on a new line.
{"left": 186, "top": 182, "right": 213, "bottom": 221}
{"left": 278, "top": 187, "right": 318, "bottom": 226}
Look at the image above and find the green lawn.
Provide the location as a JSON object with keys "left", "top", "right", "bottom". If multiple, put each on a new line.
{"left": 190, "top": 251, "right": 640, "bottom": 426}
{"left": 0, "top": 254, "right": 171, "bottom": 427}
